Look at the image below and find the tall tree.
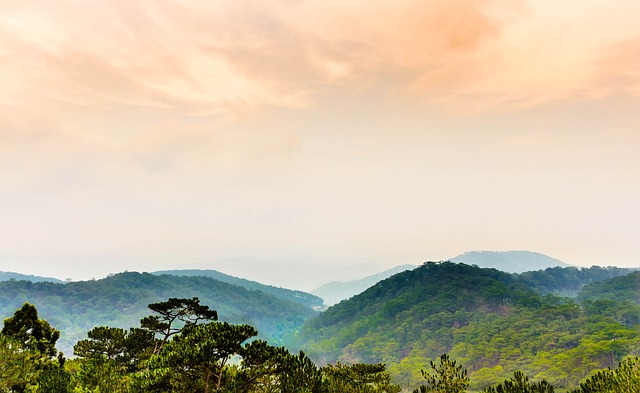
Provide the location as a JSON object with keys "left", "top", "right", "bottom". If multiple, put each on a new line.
{"left": 321, "top": 363, "right": 401, "bottom": 393}
{"left": 413, "top": 354, "right": 469, "bottom": 393}
{"left": 140, "top": 297, "right": 218, "bottom": 352}
{"left": 2, "top": 302, "right": 60, "bottom": 358}
{"left": 571, "top": 356, "right": 640, "bottom": 393}
{"left": 73, "top": 325, "right": 154, "bottom": 370}
{"left": 141, "top": 321, "right": 257, "bottom": 392}
{"left": 0, "top": 335, "right": 40, "bottom": 392}
{"left": 482, "top": 371, "right": 554, "bottom": 393}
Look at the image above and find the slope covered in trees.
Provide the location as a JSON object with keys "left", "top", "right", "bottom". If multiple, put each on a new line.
{"left": 297, "top": 262, "right": 640, "bottom": 391}
{"left": 4, "top": 297, "right": 640, "bottom": 392}
{"left": 152, "top": 268, "right": 323, "bottom": 308}
{"left": 0, "top": 272, "right": 317, "bottom": 356}
{"left": 517, "top": 265, "right": 637, "bottom": 297}
{"left": 577, "top": 270, "right": 640, "bottom": 304}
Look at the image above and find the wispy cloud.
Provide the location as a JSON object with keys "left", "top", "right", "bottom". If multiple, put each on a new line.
{"left": 2, "top": 0, "right": 639, "bottom": 116}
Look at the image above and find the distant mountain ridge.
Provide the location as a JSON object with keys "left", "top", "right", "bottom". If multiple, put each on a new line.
{"left": 312, "top": 264, "right": 417, "bottom": 306}
{"left": 152, "top": 269, "right": 323, "bottom": 308}
{"left": 450, "top": 250, "right": 570, "bottom": 273}
{"left": 195, "top": 255, "right": 387, "bottom": 292}
{"left": 0, "top": 271, "right": 63, "bottom": 283}
{"left": 0, "top": 272, "right": 317, "bottom": 357}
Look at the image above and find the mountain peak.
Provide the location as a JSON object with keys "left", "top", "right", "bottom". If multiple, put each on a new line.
{"left": 449, "top": 250, "right": 569, "bottom": 273}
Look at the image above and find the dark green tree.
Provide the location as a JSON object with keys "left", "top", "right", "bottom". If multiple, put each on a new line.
{"left": 0, "top": 334, "right": 40, "bottom": 392}
{"left": 224, "top": 340, "right": 324, "bottom": 392}
{"left": 73, "top": 326, "right": 127, "bottom": 360}
{"left": 413, "top": 354, "right": 469, "bottom": 393}
{"left": 279, "top": 351, "right": 323, "bottom": 393}
{"left": 73, "top": 325, "right": 154, "bottom": 371}
{"left": 140, "top": 297, "right": 218, "bottom": 352}
{"left": 2, "top": 302, "right": 60, "bottom": 358}
{"left": 321, "top": 363, "right": 401, "bottom": 393}
{"left": 483, "top": 371, "right": 554, "bottom": 393}
{"left": 141, "top": 321, "right": 257, "bottom": 392}
{"left": 1, "top": 303, "right": 69, "bottom": 392}
{"left": 571, "top": 356, "right": 640, "bottom": 393}
{"left": 36, "top": 363, "right": 71, "bottom": 393}
{"left": 67, "top": 356, "right": 132, "bottom": 393}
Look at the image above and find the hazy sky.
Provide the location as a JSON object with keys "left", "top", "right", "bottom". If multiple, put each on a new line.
{"left": 1, "top": 0, "right": 639, "bottom": 280}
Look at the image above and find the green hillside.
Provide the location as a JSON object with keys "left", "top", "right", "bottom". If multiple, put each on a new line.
{"left": 518, "top": 265, "right": 637, "bottom": 297}
{"left": 578, "top": 270, "right": 640, "bottom": 304}
{"left": 0, "top": 272, "right": 317, "bottom": 357}
{"left": 152, "top": 268, "right": 323, "bottom": 308}
{"left": 297, "top": 262, "right": 640, "bottom": 391}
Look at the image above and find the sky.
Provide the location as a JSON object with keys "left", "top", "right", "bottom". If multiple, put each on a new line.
{"left": 1, "top": 0, "right": 640, "bottom": 281}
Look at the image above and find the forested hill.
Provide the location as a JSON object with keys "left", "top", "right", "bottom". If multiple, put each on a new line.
{"left": 578, "top": 270, "right": 640, "bottom": 304}
{"left": 0, "top": 272, "right": 317, "bottom": 357}
{"left": 298, "top": 262, "right": 534, "bottom": 354}
{"left": 297, "top": 262, "right": 640, "bottom": 391}
{"left": 152, "top": 269, "right": 323, "bottom": 308}
{"left": 517, "top": 265, "right": 637, "bottom": 297}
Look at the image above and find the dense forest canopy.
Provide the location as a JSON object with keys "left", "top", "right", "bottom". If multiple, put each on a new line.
{"left": 2, "top": 296, "right": 640, "bottom": 392}
{"left": 297, "top": 262, "right": 640, "bottom": 390}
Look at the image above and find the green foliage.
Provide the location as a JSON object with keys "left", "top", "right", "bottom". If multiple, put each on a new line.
{"left": 73, "top": 326, "right": 127, "bottom": 359}
{"left": 67, "top": 357, "right": 132, "bottom": 393}
{"left": 2, "top": 303, "right": 60, "bottom": 358}
{"left": 578, "top": 271, "right": 640, "bottom": 304}
{"left": 0, "top": 334, "right": 41, "bottom": 392}
{"left": 73, "top": 326, "right": 155, "bottom": 371}
{"left": 0, "top": 303, "right": 70, "bottom": 392}
{"left": 35, "top": 363, "right": 71, "bottom": 393}
{"left": 276, "top": 350, "right": 324, "bottom": 392}
{"left": 140, "top": 297, "right": 218, "bottom": 351}
{"left": 482, "top": 371, "right": 554, "bottom": 393}
{"left": 412, "top": 354, "right": 468, "bottom": 393}
{"left": 140, "top": 321, "right": 258, "bottom": 392}
{"left": 571, "top": 356, "right": 640, "bottom": 393}
{"left": 321, "top": 363, "right": 401, "bottom": 393}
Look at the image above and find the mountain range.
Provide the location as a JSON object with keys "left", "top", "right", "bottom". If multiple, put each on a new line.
{"left": 2, "top": 248, "right": 639, "bottom": 391}
{"left": 296, "top": 261, "right": 639, "bottom": 390}
{"left": 0, "top": 272, "right": 318, "bottom": 356}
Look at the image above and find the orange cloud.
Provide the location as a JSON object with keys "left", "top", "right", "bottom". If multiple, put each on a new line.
{"left": 2, "top": 0, "right": 640, "bottom": 118}
{"left": 592, "top": 36, "right": 640, "bottom": 97}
